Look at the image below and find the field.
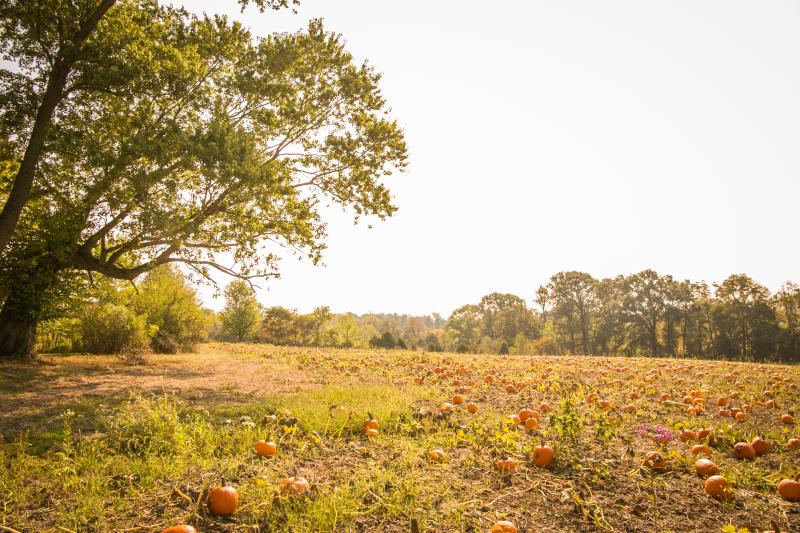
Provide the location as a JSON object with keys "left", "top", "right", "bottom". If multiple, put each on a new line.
{"left": 1, "top": 344, "right": 799, "bottom": 532}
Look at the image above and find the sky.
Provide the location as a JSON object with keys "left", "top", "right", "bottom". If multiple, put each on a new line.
{"left": 175, "top": 0, "right": 800, "bottom": 316}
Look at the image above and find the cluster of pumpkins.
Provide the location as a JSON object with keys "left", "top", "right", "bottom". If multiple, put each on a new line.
{"left": 640, "top": 424, "right": 800, "bottom": 503}
{"left": 158, "top": 439, "right": 311, "bottom": 532}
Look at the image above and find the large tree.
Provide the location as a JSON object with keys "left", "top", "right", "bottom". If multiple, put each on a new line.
{"left": 0, "top": 8, "right": 407, "bottom": 357}
{"left": 0, "top": 0, "right": 299, "bottom": 253}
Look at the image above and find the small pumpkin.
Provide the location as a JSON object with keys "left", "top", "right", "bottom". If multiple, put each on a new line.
{"left": 733, "top": 442, "right": 756, "bottom": 460}
{"left": 691, "top": 444, "right": 711, "bottom": 456}
{"left": 781, "top": 414, "right": 795, "bottom": 425}
{"left": 679, "top": 429, "right": 696, "bottom": 442}
{"left": 255, "top": 440, "right": 277, "bottom": 457}
{"left": 280, "top": 475, "right": 310, "bottom": 496}
{"left": 207, "top": 479, "right": 239, "bottom": 517}
{"left": 524, "top": 417, "right": 540, "bottom": 431}
{"left": 439, "top": 402, "right": 455, "bottom": 414}
{"left": 696, "top": 428, "right": 715, "bottom": 444}
{"left": 751, "top": 436, "right": 770, "bottom": 456}
{"left": 643, "top": 451, "right": 667, "bottom": 472}
{"left": 161, "top": 527, "right": 197, "bottom": 533}
{"left": 777, "top": 478, "right": 800, "bottom": 501}
{"left": 787, "top": 438, "right": 800, "bottom": 449}
{"left": 495, "top": 457, "right": 519, "bottom": 473}
{"left": 694, "top": 458, "right": 719, "bottom": 477}
{"left": 427, "top": 448, "right": 447, "bottom": 462}
{"left": 532, "top": 445, "right": 554, "bottom": 468}
{"left": 467, "top": 402, "right": 479, "bottom": 414}
{"left": 490, "top": 521, "right": 517, "bottom": 533}
{"left": 452, "top": 394, "right": 465, "bottom": 405}
{"left": 363, "top": 415, "right": 379, "bottom": 433}
{"left": 704, "top": 475, "right": 732, "bottom": 500}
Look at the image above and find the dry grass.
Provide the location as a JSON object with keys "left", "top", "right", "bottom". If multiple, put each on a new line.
{"left": 1, "top": 344, "right": 799, "bottom": 532}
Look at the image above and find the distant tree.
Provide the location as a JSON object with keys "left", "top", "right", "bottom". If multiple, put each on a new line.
{"left": 424, "top": 332, "right": 443, "bottom": 352}
{"left": 220, "top": 281, "right": 260, "bottom": 342}
{"left": 369, "top": 330, "right": 397, "bottom": 349}
{"left": 713, "top": 274, "right": 775, "bottom": 360}
{"left": 260, "top": 306, "right": 299, "bottom": 345}
{"left": 333, "top": 313, "right": 361, "bottom": 348}
{"left": 445, "top": 304, "right": 482, "bottom": 352}
{"left": 547, "top": 272, "right": 596, "bottom": 355}
{"left": 622, "top": 270, "right": 671, "bottom": 356}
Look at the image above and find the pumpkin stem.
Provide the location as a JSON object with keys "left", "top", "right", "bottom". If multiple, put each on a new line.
{"left": 367, "top": 411, "right": 373, "bottom": 421}
{"left": 221, "top": 475, "right": 227, "bottom": 487}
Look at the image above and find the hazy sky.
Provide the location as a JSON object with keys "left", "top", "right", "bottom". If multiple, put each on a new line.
{"left": 176, "top": 0, "right": 800, "bottom": 316}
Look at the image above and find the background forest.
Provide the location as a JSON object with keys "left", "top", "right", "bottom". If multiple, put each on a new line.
{"left": 37, "top": 266, "right": 800, "bottom": 362}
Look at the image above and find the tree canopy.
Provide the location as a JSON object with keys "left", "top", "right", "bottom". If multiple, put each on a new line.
{"left": 0, "top": 2, "right": 407, "bottom": 357}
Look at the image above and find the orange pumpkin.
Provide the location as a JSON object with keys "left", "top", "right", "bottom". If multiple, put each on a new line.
{"left": 207, "top": 481, "right": 238, "bottom": 517}
{"left": 751, "top": 436, "right": 770, "bottom": 456}
{"left": 679, "top": 429, "right": 696, "bottom": 442}
{"left": 255, "top": 440, "right": 277, "bottom": 457}
{"left": 524, "top": 417, "right": 540, "bottom": 431}
{"left": 495, "top": 458, "right": 519, "bottom": 473}
{"left": 490, "top": 521, "right": 517, "bottom": 533}
{"left": 280, "top": 475, "right": 310, "bottom": 496}
{"left": 467, "top": 402, "right": 479, "bottom": 414}
{"left": 694, "top": 458, "right": 719, "bottom": 477}
{"left": 787, "top": 438, "right": 800, "bottom": 449}
{"left": 643, "top": 451, "right": 667, "bottom": 471}
{"left": 161, "top": 527, "right": 197, "bottom": 533}
{"left": 696, "top": 428, "right": 715, "bottom": 444}
{"left": 704, "top": 475, "right": 732, "bottom": 500}
{"left": 777, "top": 478, "right": 800, "bottom": 501}
{"left": 452, "top": 394, "right": 465, "bottom": 405}
{"left": 439, "top": 402, "right": 455, "bottom": 414}
{"left": 518, "top": 408, "right": 535, "bottom": 421}
{"left": 733, "top": 442, "right": 756, "bottom": 460}
{"left": 532, "top": 445, "right": 554, "bottom": 468}
{"left": 691, "top": 444, "right": 711, "bottom": 456}
{"left": 781, "top": 414, "right": 795, "bottom": 425}
{"left": 427, "top": 448, "right": 447, "bottom": 463}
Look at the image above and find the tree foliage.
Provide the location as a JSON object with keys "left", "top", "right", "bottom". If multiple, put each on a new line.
{"left": 220, "top": 280, "right": 260, "bottom": 342}
{"left": 0, "top": 2, "right": 407, "bottom": 357}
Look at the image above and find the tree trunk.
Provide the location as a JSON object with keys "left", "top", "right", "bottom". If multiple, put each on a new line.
{"left": 0, "top": 0, "right": 119, "bottom": 253}
{"left": 580, "top": 313, "right": 590, "bottom": 355}
{"left": 650, "top": 324, "right": 659, "bottom": 357}
{"left": 0, "top": 306, "right": 37, "bottom": 359}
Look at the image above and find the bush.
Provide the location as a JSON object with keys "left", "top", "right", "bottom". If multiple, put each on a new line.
{"left": 81, "top": 304, "right": 153, "bottom": 354}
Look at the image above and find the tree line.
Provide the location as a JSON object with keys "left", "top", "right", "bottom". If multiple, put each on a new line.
{"left": 36, "top": 272, "right": 448, "bottom": 354}
{"left": 39, "top": 267, "right": 799, "bottom": 363}
{"left": 445, "top": 270, "right": 800, "bottom": 362}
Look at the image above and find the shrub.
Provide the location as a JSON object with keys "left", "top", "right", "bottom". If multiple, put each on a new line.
{"left": 81, "top": 303, "right": 153, "bottom": 354}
